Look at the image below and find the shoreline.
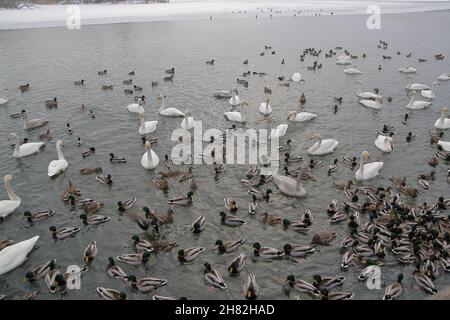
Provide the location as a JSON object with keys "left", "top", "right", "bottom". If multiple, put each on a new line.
{"left": 1, "top": 2, "right": 450, "bottom": 31}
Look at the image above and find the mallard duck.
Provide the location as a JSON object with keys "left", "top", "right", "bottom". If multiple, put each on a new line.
{"left": 330, "top": 211, "right": 347, "bottom": 224}
{"left": 167, "top": 191, "right": 193, "bottom": 206}
{"left": 116, "top": 252, "right": 151, "bottom": 266}
{"left": 81, "top": 147, "right": 95, "bottom": 158}
{"left": 109, "top": 153, "right": 126, "bottom": 163}
{"left": 60, "top": 182, "right": 81, "bottom": 202}
{"left": 283, "top": 244, "right": 315, "bottom": 258}
{"left": 106, "top": 257, "right": 128, "bottom": 280}
{"left": 44, "top": 261, "right": 61, "bottom": 293}
{"left": 332, "top": 180, "right": 353, "bottom": 190}
{"left": 413, "top": 267, "right": 438, "bottom": 295}
{"left": 24, "top": 259, "right": 55, "bottom": 282}
{"left": 260, "top": 212, "right": 282, "bottom": 226}
{"left": 178, "top": 247, "right": 205, "bottom": 263}
{"left": 0, "top": 239, "right": 13, "bottom": 251}
{"left": 97, "top": 287, "right": 127, "bottom": 300}
{"left": 301, "top": 209, "right": 313, "bottom": 226}
{"left": 224, "top": 198, "right": 238, "bottom": 212}
{"left": 49, "top": 226, "right": 80, "bottom": 240}
{"left": 153, "top": 177, "right": 169, "bottom": 190}
{"left": 45, "top": 97, "right": 57, "bottom": 108}
{"left": 428, "top": 155, "right": 439, "bottom": 167}
{"left": 283, "top": 153, "right": 303, "bottom": 164}
{"left": 418, "top": 179, "right": 429, "bottom": 189}
{"left": 38, "top": 129, "right": 55, "bottom": 141}
{"left": 24, "top": 210, "right": 55, "bottom": 224}
{"left": 248, "top": 196, "right": 259, "bottom": 215}
{"left": 319, "top": 288, "right": 354, "bottom": 300}
{"left": 248, "top": 188, "right": 272, "bottom": 201}
{"left": 327, "top": 159, "right": 339, "bottom": 174}
{"left": 22, "top": 291, "right": 38, "bottom": 300}
{"left": 82, "top": 201, "right": 106, "bottom": 213}
{"left": 131, "top": 235, "right": 153, "bottom": 252}
{"left": 220, "top": 212, "right": 246, "bottom": 227}
{"left": 152, "top": 241, "right": 178, "bottom": 252}
{"left": 311, "top": 232, "right": 337, "bottom": 245}
{"left": 312, "top": 275, "right": 345, "bottom": 291}
{"left": 228, "top": 253, "right": 246, "bottom": 275}
{"left": 357, "top": 265, "right": 380, "bottom": 281}
{"left": 342, "top": 156, "right": 358, "bottom": 169}
{"left": 117, "top": 197, "right": 136, "bottom": 212}
{"left": 246, "top": 166, "right": 260, "bottom": 179}
{"left": 80, "top": 214, "right": 110, "bottom": 225}
{"left": 74, "top": 80, "right": 84, "bottom": 85}
{"left": 243, "top": 274, "right": 259, "bottom": 300}
{"left": 278, "top": 139, "right": 292, "bottom": 152}
{"left": 215, "top": 239, "right": 245, "bottom": 254}
{"left": 123, "top": 79, "right": 132, "bottom": 85}
{"left": 283, "top": 219, "right": 309, "bottom": 232}
{"left": 383, "top": 273, "right": 403, "bottom": 300}
{"left": 203, "top": 262, "right": 227, "bottom": 290}
{"left": 191, "top": 216, "right": 206, "bottom": 233}
{"left": 84, "top": 241, "right": 98, "bottom": 263}
{"left": 253, "top": 242, "right": 284, "bottom": 258}
{"left": 19, "top": 83, "right": 30, "bottom": 92}
{"left": 179, "top": 167, "right": 193, "bottom": 182}
{"left": 285, "top": 275, "right": 320, "bottom": 296}
{"left": 79, "top": 167, "right": 102, "bottom": 175}
{"left": 96, "top": 173, "right": 113, "bottom": 185}
{"left": 126, "top": 275, "right": 167, "bottom": 293}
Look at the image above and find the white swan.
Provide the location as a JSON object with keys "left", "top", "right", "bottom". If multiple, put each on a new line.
{"left": 356, "top": 81, "right": 381, "bottom": 99}
{"left": 355, "top": 151, "right": 383, "bottom": 181}
{"left": 272, "top": 169, "right": 306, "bottom": 198}
{"left": 398, "top": 66, "right": 416, "bottom": 73}
{"left": 374, "top": 134, "right": 394, "bottom": 153}
{"left": 180, "top": 109, "right": 195, "bottom": 130}
{"left": 336, "top": 55, "right": 351, "bottom": 65}
{"left": 307, "top": 133, "right": 339, "bottom": 155}
{"left": 229, "top": 90, "right": 241, "bottom": 106}
{"left": 127, "top": 103, "right": 143, "bottom": 113}
{"left": 0, "top": 175, "right": 21, "bottom": 219}
{"left": 437, "top": 73, "right": 450, "bottom": 81}
{"left": 270, "top": 124, "right": 288, "bottom": 139}
{"left": 0, "top": 88, "right": 8, "bottom": 106}
{"left": 437, "top": 140, "right": 450, "bottom": 152}
{"left": 0, "top": 236, "right": 39, "bottom": 275}
{"left": 8, "top": 133, "right": 44, "bottom": 158}
{"left": 344, "top": 67, "right": 362, "bottom": 74}
{"left": 359, "top": 97, "right": 382, "bottom": 110}
{"left": 434, "top": 107, "right": 450, "bottom": 130}
{"left": 141, "top": 141, "right": 159, "bottom": 170}
{"left": 406, "top": 92, "right": 431, "bottom": 110}
{"left": 421, "top": 81, "right": 439, "bottom": 99}
{"left": 157, "top": 95, "right": 185, "bottom": 117}
{"left": 258, "top": 98, "right": 272, "bottom": 115}
{"left": 287, "top": 111, "right": 317, "bottom": 122}
{"left": 48, "top": 140, "right": 68, "bottom": 177}
{"left": 139, "top": 111, "right": 158, "bottom": 134}
{"left": 224, "top": 105, "right": 246, "bottom": 123}
{"left": 22, "top": 110, "right": 48, "bottom": 130}
{"left": 406, "top": 76, "right": 429, "bottom": 91}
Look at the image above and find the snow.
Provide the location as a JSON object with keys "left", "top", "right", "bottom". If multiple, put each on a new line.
{"left": 1, "top": 1, "right": 450, "bottom": 30}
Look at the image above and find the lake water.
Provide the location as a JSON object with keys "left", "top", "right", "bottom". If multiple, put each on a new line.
{"left": 0, "top": 11, "right": 449, "bottom": 299}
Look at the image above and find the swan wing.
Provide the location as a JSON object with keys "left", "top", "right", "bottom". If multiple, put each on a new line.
{"left": 437, "top": 141, "right": 450, "bottom": 151}
{"left": 48, "top": 159, "right": 68, "bottom": 177}
{"left": 0, "top": 236, "right": 39, "bottom": 275}
{"left": 0, "top": 200, "right": 21, "bottom": 218}
{"left": 17, "top": 142, "right": 44, "bottom": 157}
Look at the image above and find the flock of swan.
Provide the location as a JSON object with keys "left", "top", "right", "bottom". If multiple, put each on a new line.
{"left": 0, "top": 38, "right": 450, "bottom": 301}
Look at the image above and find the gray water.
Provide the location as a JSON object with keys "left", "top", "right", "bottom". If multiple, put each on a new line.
{"left": 0, "top": 11, "right": 449, "bottom": 300}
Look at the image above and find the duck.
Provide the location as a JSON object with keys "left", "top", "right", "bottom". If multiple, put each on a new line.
{"left": 434, "top": 107, "right": 450, "bottom": 129}
{"left": 8, "top": 133, "right": 44, "bottom": 158}
{"left": 413, "top": 266, "right": 438, "bottom": 295}
{"left": 0, "top": 175, "right": 21, "bottom": 219}
{"left": 248, "top": 188, "right": 272, "bottom": 201}
{"left": 80, "top": 214, "right": 110, "bottom": 225}
{"left": 109, "top": 153, "right": 126, "bottom": 163}
{"left": 374, "top": 133, "right": 394, "bottom": 153}
{"left": 157, "top": 95, "right": 184, "bottom": 117}
{"left": 270, "top": 124, "right": 288, "bottom": 139}
{"left": 153, "top": 177, "right": 169, "bottom": 191}
{"left": 131, "top": 235, "right": 153, "bottom": 252}
{"left": 125, "top": 275, "right": 167, "bottom": 293}
{"left": 359, "top": 97, "right": 382, "bottom": 110}
{"left": 19, "top": 83, "right": 30, "bottom": 92}
{"left": 0, "top": 236, "right": 39, "bottom": 275}
{"left": 96, "top": 173, "right": 113, "bottom": 186}
{"left": 272, "top": 169, "right": 307, "bottom": 198}
{"left": 287, "top": 111, "right": 317, "bottom": 122}
{"left": 38, "top": 129, "right": 55, "bottom": 141}
{"left": 21, "top": 110, "right": 48, "bottom": 130}
{"left": 283, "top": 219, "right": 309, "bottom": 232}
{"left": 74, "top": 79, "right": 84, "bottom": 85}
{"left": 180, "top": 109, "right": 195, "bottom": 130}
{"left": 80, "top": 167, "right": 102, "bottom": 175}
{"left": 406, "top": 76, "right": 429, "bottom": 90}
{"left": 123, "top": 79, "right": 132, "bottom": 85}
{"left": 177, "top": 247, "right": 205, "bottom": 264}
{"left": 406, "top": 91, "right": 431, "bottom": 110}
{"left": 141, "top": 141, "right": 159, "bottom": 170}
{"left": 243, "top": 274, "right": 259, "bottom": 300}
{"left": 312, "top": 275, "right": 345, "bottom": 291}
{"left": 253, "top": 242, "right": 284, "bottom": 259}
{"left": 24, "top": 259, "right": 55, "bottom": 282}
{"left": 101, "top": 85, "right": 113, "bottom": 90}
{"left": 311, "top": 232, "right": 337, "bottom": 245}
{"left": 48, "top": 140, "right": 68, "bottom": 177}
{"left": 117, "top": 252, "right": 151, "bottom": 266}
{"left": 327, "top": 159, "right": 339, "bottom": 174}
{"left": 215, "top": 239, "right": 245, "bottom": 254}
{"left": 203, "top": 262, "right": 227, "bottom": 290}
{"left": 283, "top": 243, "right": 315, "bottom": 258}
{"left": 81, "top": 146, "right": 95, "bottom": 158}
{"left": 421, "top": 81, "right": 439, "bottom": 99}
{"left": 191, "top": 216, "right": 206, "bottom": 233}
{"left": 258, "top": 97, "right": 272, "bottom": 115}
{"left": 308, "top": 133, "right": 339, "bottom": 155}
{"left": 45, "top": 97, "right": 58, "bottom": 108}
{"left": 229, "top": 89, "right": 241, "bottom": 106}
{"left": 285, "top": 275, "right": 320, "bottom": 297}
{"left": 24, "top": 210, "right": 55, "bottom": 224}
{"left": 106, "top": 257, "right": 128, "bottom": 280}
{"left": 96, "top": 287, "right": 126, "bottom": 300}
{"left": 83, "top": 241, "right": 98, "bottom": 263}
{"left": 260, "top": 212, "right": 283, "bottom": 226}
{"left": 206, "top": 59, "right": 214, "bottom": 65}
{"left": 383, "top": 273, "right": 403, "bottom": 300}
{"left": 319, "top": 288, "right": 354, "bottom": 300}
{"left": 355, "top": 151, "right": 383, "bottom": 181}
{"left": 228, "top": 253, "right": 246, "bottom": 275}
{"left": 224, "top": 198, "right": 238, "bottom": 212}
{"left": 299, "top": 93, "right": 306, "bottom": 104}
{"left": 49, "top": 226, "right": 80, "bottom": 240}
{"left": 220, "top": 212, "right": 246, "bottom": 227}
{"left": 139, "top": 111, "right": 158, "bottom": 134}
{"left": 167, "top": 191, "right": 193, "bottom": 206}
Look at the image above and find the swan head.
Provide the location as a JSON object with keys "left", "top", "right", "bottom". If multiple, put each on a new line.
{"left": 441, "top": 107, "right": 448, "bottom": 113}
{"left": 7, "top": 132, "right": 17, "bottom": 140}
{"left": 356, "top": 80, "right": 363, "bottom": 84}
{"left": 4, "top": 174, "right": 13, "bottom": 183}
{"left": 287, "top": 111, "right": 297, "bottom": 120}
{"left": 361, "top": 151, "right": 370, "bottom": 160}
{"left": 309, "top": 133, "right": 322, "bottom": 141}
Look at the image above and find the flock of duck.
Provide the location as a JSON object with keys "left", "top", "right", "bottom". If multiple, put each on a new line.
{"left": 0, "top": 37, "right": 450, "bottom": 301}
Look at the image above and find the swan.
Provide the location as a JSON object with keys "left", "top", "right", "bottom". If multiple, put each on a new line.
{"left": 272, "top": 169, "right": 306, "bottom": 198}
{"left": 157, "top": 95, "right": 184, "bottom": 117}
{"left": 21, "top": 110, "right": 48, "bottom": 130}
{"left": 398, "top": 66, "right": 416, "bottom": 73}
{"left": 437, "top": 140, "right": 450, "bottom": 152}
{"left": 0, "top": 88, "right": 8, "bottom": 106}
{"left": 229, "top": 90, "right": 241, "bottom": 106}
{"left": 344, "top": 67, "right": 362, "bottom": 74}
{"left": 139, "top": 111, "right": 158, "bottom": 134}
{"left": 141, "top": 141, "right": 159, "bottom": 170}
{"left": 258, "top": 98, "right": 272, "bottom": 115}
{"left": 359, "top": 97, "right": 382, "bottom": 110}
{"left": 270, "top": 124, "right": 288, "bottom": 139}
{"left": 127, "top": 103, "right": 144, "bottom": 113}
{"left": 214, "top": 90, "right": 233, "bottom": 99}
{"left": 406, "top": 76, "right": 429, "bottom": 91}
{"left": 307, "top": 133, "right": 339, "bottom": 155}
{"left": 180, "top": 109, "right": 195, "bottom": 130}
{"left": 287, "top": 111, "right": 317, "bottom": 122}
{"left": 406, "top": 92, "right": 431, "bottom": 110}
{"left": 292, "top": 72, "right": 302, "bottom": 82}
{"left": 355, "top": 151, "right": 383, "bottom": 181}
{"left": 0, "top": 236, "right": 39, "bottom": 275}
{"left": 8, "top": 133, "right": 44, "bottom": 158}
{"left": 336, "top": 55, "right": 351, "bottom": 65}
{"left": 434, "top": 107, "right": 450, "bottom": 130}
{"left": 48, "top": 140, "right": 68, "bottom": 177}
{"left": 224, "top": 105, "right": 246, "bottom": 123}
{"left": 0, "top": 175, "right": 21, "bottom": 219}
{"left": 356, "top": 81, "right": 381, "bottom": 99}
{"left": 421, "top": 81, "right": 439, "bottom": 99}
{"left": 374, "top": 134, "right": 394, "bottom": 153}
{"left": 437, "top": 73, "right": 450, "bottom": 81}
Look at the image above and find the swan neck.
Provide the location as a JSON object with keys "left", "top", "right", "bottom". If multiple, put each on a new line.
{"left": 359, "top": 155, "right": 365, "bottom": 175}
{"left": 56, "top": 142, "right": 65, "bottom": 160}
{"left": 310, "top": 137, "right": 322, "bottom": 152}
{"left": 357, "top": 82, "right": 362, "bottom": 94}
{"left": 13, "top": 135, "right": 20, "bottom": 155}
{"left": 296, "top": 171, "right": 303, "bottom": 190}
{"left": 5, "top": 178, "right": 19, "bottom": 201}
{"left": 159, "top": 98, "right": 165, "bottom": 112}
